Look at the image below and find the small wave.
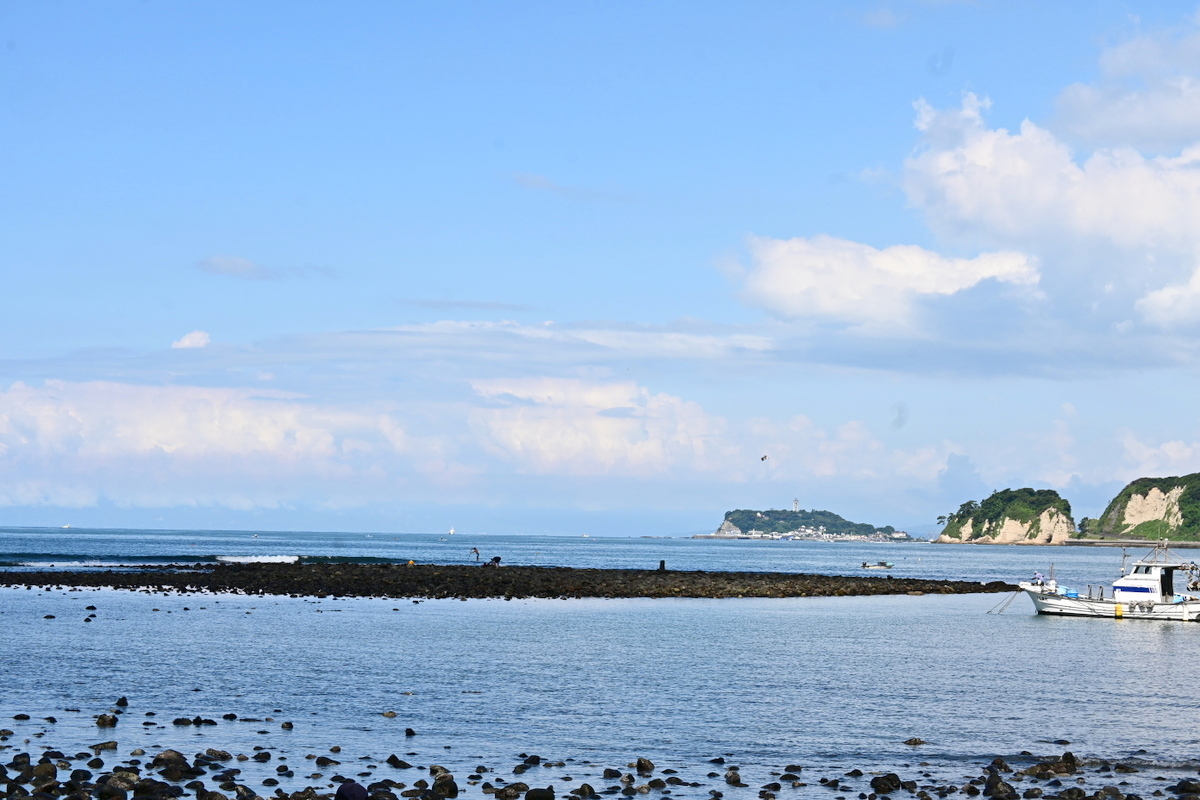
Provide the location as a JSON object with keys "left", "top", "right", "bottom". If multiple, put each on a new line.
{"left": 216, "top": 555, "right": 300, "bottom": 564}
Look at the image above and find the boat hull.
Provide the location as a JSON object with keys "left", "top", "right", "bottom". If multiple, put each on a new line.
{"left": 1019, "top": 583, "right": 1200, "bottom": 621}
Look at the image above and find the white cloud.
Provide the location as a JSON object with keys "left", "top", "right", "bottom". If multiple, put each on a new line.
{"left": 1056, "top": 19, "right": 1200, "bottom": 149}
{"left": 0, "top": 380, "right": 417, "bottom": 509}
{"left": 1135, "top": 260, "right": 1200, "bottom": 326}
{"left": 171, "top": 330, "right": 211, "bottom": 349}
{"left": 739, "top": 234, "right": 1037, "bottom": 328}
{"left": 906, "top": 93, "right": 1200, "bottom": 254}
{"left": 1121, "top": 431, "right": 1200, "bottom": 479}
{"left": 470, "top": 378, "right": 728, "bottom": 476}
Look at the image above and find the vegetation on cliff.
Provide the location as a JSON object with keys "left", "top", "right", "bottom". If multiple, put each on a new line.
{"left": 722, "top": 508, "right": 895, "bottom": 537}
{"left": 1095, "top": 473, "right": 1200, "bottom": 540}
{"left": 938, "top": 488, "right": 1073, "bottom": 542}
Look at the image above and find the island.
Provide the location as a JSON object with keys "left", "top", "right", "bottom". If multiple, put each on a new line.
{"left": 935, "top": 488, "right": 1075, "bottom": 545}
{"left": 1086, "top": 472, "right": 1200, "bottom": 542}
{"left": 695, "top": 507, "right": 913, "bottom": 542}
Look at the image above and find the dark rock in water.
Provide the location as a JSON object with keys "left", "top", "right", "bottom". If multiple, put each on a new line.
{"left": 222, "top": 714, "right": 238, "bottom": 721}
{"left": 1115, "top": 766, "right": 1140, "bottom": 774}
{"left": 990, "top": 759, "right": 1012, "bottom": 773}
{"left": 433, "top": 775, "right": 459, "bottom": 798}
{"left": 405, "top": 729, "right": 417, "bottom": 737}
{"left": 573, "top": 784, "right": 596, "bottom": 798}
{"left": 525, "top": 788, "right": 554, "bottom": 800}
{"left": 252, "top": 753, "right": 271, "bottom": 763}
{"left": 281, "top": 722, "right": 293, "bottom": 730}
{"left": 92, "top": 742, "right": 119, "bottom": 752}
{"left": 870, "top": 775, "right": 903, "bottom": 795}
{"left": 96, "top": 784, "right": 128, "bottom": 800}
{"left": 96, "top": 715, "right": 118, "bottom": 728}
{"left": 709, "top": 759, "right": 726, "bottom": 766}
{"left": 386, "top": 757, "right": 413, "bottom": 770}
{"left": 983, "top": 774, "right": 1014, "bottom": 797}
{"left": 603, "top": 770, "right": 621, "bottom": 780}
{"left": 316, "top": 758, "right": 341, "bottom": 768}
{"left": 784, "top": 766, "right": 803, "bottom": 774}
{"left": 1174, "top": 782, "right": 1200, "bottom": 795}
{"left": 32, "top": 764, "right": 57, "bottom": 781}
{"left": 634, "top": 760, "right": 654, "bottom": 775}
{"left": 172, "top": 719, "right": 192, "bottom": 726}
{"left": 205, "top": 751, "right": 232, "bottom": 762}
{"left": 1023, "top": 789, "right": 1043, "bottom": 799}
{"left": 70, "top": 770, "right": 92, "bottom": 782}
{"left": 115, "top": 697, "right": 129, "bottom": 707}
{"left": 844, "top": 770, "right": 863, "bottom": 778}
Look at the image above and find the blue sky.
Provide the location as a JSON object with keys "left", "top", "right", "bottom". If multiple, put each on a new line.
{"left": 5, "top": 1, "right": 1200, "bottom": 535}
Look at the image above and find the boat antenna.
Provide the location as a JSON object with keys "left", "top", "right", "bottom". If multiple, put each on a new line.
{"left": 1121, "top": 548, "right": 1128, "bottom": 576}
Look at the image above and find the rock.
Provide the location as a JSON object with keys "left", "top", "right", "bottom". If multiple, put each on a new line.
{"left": 172, "top": 719, "right": 193, "bottom": 726}
{"left": 116, "top": 698, "right": 129, "bottom": 707}
{"left": 206, "top": 751, "right": 232, "bottom": 762}
{"left": 904, "top": 739, "right": 926, "bottom": 746}
{"left": 280, "top": 723, "right": 293, "bottom": 730}
{"left": 634, "top": 760, "right": 653, "bottom": 775}
{"left": 96, "top": 784, "right": 129, "bottom": 800}
{"left": 983, "top": 774, "right": 1014, "bottom": 797}
{"left": 386, "top": 757, "right": 413, "bottom": 770}
{"left": 870, "top": 774, "right": 903, "bottom": 795}
{"left": 432, "top": 775, "right": 459, "bottom": 798}
{"left": 92, "top": 742, "right": 119, "bottom": 752}
{"left": 382, "top": 712, "right": 397, "bottom": 719}
{"left": 1114, "top": 766, "right": 1140, "bottom": 774}
{"left": 784, "top": 766, "right": 802, "bottom": 774}
{"left": 991, "top": 759, "right": 1012, "bottom": 773}
{"left": 525, "top": 788, "right": 554, "bottom": 800}
{"left": 573, "top": 785, "right": 596, "bottom": 798}
{"left": 602, "top": 770, "right": 621, "bottom": 780}
{"left": 404, "top": 729, "right": 417, "bottom": 737}
{"left": 316, "top": 758, "right": 340, "bottom": 768}
{"left": 97, "top": 715, "right": 119, "bottom": 728}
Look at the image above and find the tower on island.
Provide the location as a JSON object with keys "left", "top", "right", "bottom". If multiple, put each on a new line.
{"left": 793, "top": 498, "right": 799, "bottom": 513}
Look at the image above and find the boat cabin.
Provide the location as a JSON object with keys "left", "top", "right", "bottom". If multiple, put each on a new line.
{"left": 1113, "top": 562, "right": 1183, "bottom": 603}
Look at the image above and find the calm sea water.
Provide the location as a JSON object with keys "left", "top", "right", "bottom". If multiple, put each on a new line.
{"left": 2, "top": 528, "right": 1198, "bottom": 799}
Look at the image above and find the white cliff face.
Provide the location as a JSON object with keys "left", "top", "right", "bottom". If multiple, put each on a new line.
{"left": 714, "top": 519, "right": 742, "bottom": 537}
{"left": 936, "top": 509, "right": 1073, "bottom": 545}
{"left": 1122, "top": 486, "right": 1184, "bottom": 530}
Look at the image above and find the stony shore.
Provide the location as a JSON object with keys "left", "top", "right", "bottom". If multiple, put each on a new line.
{"left": 0, "top": 563, "right": 1015, "bottom": 599}
{"left": 0, "top": 715, "right": 1176, "bottom": 800}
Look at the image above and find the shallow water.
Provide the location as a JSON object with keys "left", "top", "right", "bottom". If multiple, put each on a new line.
{"left": 4, "top": 529, "right": 1199, "bottom": 799}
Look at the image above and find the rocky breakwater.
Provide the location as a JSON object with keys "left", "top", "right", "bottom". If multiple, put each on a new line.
{"left": 0, "top": 563, "right": 1015, "bottom": 599}
{"left": 936, "top": 489, "right": 1075, "bottom": 546}
{"left": 1087, "top": 473, "right": 1200, "bottom": 542}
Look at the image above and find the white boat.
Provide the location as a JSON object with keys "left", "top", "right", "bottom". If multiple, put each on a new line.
{"left": 1018, "top": 541, "right": 1200, "bottom": 621}
{"left": 861, "top": 561, "right": 894, "bottom": 569}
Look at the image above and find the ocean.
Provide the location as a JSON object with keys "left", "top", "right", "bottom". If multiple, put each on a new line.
{"left": 2, "top": 527, "right": 1198, "bottom": 800}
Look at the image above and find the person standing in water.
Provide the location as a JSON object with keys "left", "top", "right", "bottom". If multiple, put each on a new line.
{"left": 470, "top": 547, "right": 481, "bottom": 561}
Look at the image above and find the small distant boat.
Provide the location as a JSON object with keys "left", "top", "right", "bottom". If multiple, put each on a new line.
{"left": 61, "top": 524, "right": 71, "bottom": 529}
{"left": 861, "top": 561, "right": 894, "bottom": 569}
{"left": 448, "top": 527, "right": 455, "bottom": 535}
{"left": 1019, "top": 540, "right": 1200, "bottom": 621}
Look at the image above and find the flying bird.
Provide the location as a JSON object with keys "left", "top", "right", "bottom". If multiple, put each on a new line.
{"left": 760, "top": 455, "right": 769, "bottom": 461}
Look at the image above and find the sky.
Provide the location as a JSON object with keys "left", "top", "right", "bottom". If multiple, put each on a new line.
{"left": 4, "top": 2, "right": 1200, "bottom": 536}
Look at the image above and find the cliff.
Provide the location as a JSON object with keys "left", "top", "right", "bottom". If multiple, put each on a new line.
{"left": 1092, "top": 474, "right": 1200, "bottom": 540}
{"left": 936, "top": 488, "right": 1075, "bottom": 545}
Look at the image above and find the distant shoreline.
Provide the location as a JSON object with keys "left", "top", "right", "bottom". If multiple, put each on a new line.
{"left": 0, "top": 562, "right": 1017, "bottom": 599}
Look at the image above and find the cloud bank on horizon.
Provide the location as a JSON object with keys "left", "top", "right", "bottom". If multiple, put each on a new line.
{"left": 5, "top": 3, "right": 1200, "bottom": 533}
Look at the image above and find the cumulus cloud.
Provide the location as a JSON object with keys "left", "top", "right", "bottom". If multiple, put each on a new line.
{"left": 1121, "top": 431, "right": 1200, "bottom": 479}
{"left": 1135, "top": 261, "right": 1200, "bottom": 326}
{"left": 739, "top": 234, "right": 1037, "bottom": 328}
{"left": 171, "top": 330, "right": 211, "bottom": 349}
{"left": 0, "top": 380, "right": 415, "bottom": 509}
{"left": 906, "top": 93, "right": 1200, "bottom": 254}
{"left": 470, "top": 378, "right": 728, "bottom": 475}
